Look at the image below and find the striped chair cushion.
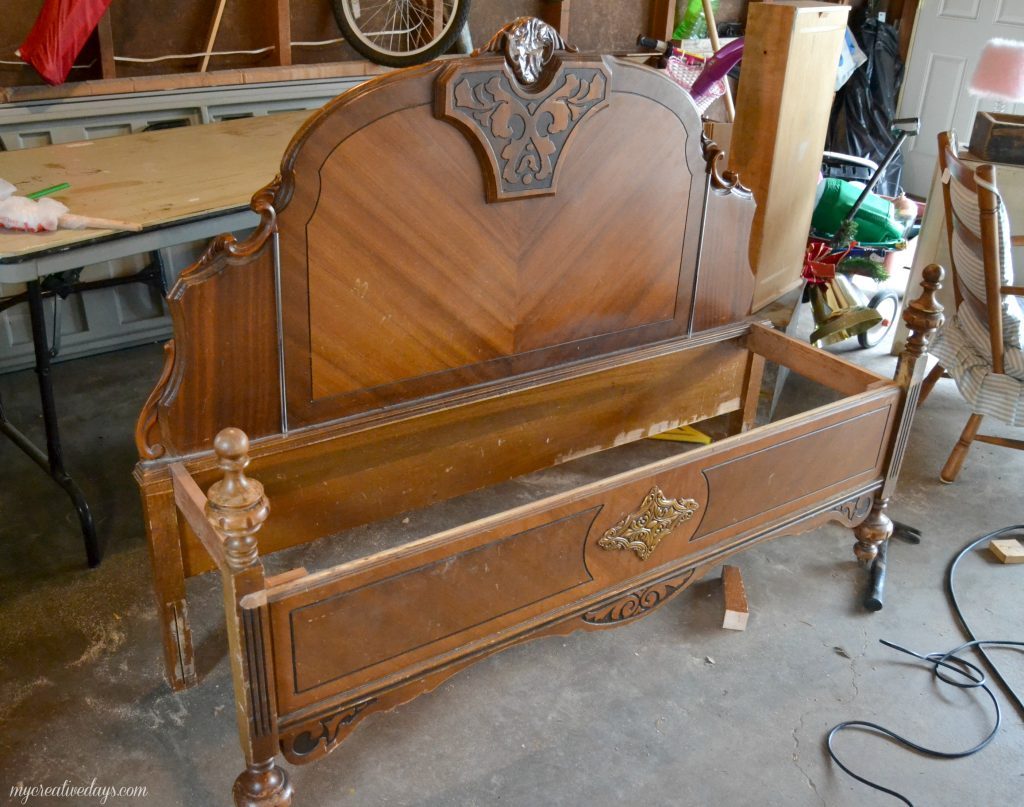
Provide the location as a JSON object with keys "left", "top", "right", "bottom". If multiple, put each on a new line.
{"left": 929, "top": 168, "right": 1024, "bottom": 426}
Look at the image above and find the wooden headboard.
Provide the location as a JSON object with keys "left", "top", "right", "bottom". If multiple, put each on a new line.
{"left": 136, "top": 23, "right": 755, "bottom": 463}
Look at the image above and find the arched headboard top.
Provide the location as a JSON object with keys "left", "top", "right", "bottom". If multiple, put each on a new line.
{"left": 274, "top": 18, "right": 710, "bottom": 427}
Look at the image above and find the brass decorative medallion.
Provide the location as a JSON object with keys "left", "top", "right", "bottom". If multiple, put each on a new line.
{"left": 597, "top": 486, "right": 699, "bottom": 561}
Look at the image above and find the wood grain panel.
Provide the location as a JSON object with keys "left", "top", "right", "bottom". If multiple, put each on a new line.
{"left": 277, "top": 56, "right": 708, "bottom": 426}
{"left": 305, "top": 105, "right": 519, "bottom": 398}
{"left": 691, "top": 176, "right": 757, "bottom": 332}
{"left": 288, "top": 506, "right": 600, "bottom": 693}
{"left": 515, "top": 92, "right": 691, "bottom": 352}
{"left": 265, "top": 384, "right": 899, "bottom": 716}
{"left": 156, "top": 224, "right": 280, "bottom": 456}
{"left": 696, "top": 406, "right": 892, "bottom": 536}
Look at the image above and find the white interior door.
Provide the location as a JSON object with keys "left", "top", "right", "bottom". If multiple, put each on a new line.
{"left": 897, "top": 0, "right": 1024, "bottom": 197}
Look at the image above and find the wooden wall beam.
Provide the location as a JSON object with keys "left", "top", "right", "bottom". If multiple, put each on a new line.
{"left": 649, "top": 0, "right": 675, "bottom": 41}
{"left": 542, "top": 1, "right": 572, "bottom": 38}
{"left": 268, "top": 0, "right": 292, "bottom": 67}
{"left": 96, "top": 9, "right": 116, "bottom": 80}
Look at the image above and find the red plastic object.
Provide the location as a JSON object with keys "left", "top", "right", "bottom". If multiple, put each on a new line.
{"left": 18, "top": 0, "right": 113, "bottom": 85}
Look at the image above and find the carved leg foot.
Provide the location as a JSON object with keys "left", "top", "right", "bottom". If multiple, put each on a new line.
{"left": 233, "top": 760, "right": 293, "bottom": 807}
{"left": 852, "top": 498, "right": 892, "bottom": 566}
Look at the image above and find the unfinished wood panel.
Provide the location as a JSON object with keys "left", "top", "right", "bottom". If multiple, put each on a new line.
{"left": 649, "top": 0, "right": 677, "bottom": 40}
{"left": 267, "top": 0, "right": 292, "bottom": 67}
{"left": 730, "top": 1, "right": 849, "bottom": 310}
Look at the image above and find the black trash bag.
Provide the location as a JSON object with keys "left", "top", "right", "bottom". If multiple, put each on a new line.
{"left": 827, "top": 16, "right": 905, "bottom": 197}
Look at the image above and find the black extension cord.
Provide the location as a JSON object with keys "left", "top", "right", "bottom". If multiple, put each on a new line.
{"left": 825, "top": 524, "right": 1024, "bottom": 806}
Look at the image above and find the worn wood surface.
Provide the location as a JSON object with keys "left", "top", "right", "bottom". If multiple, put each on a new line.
{"left": 165, "top": 332, "right": 752, "bottom": 577}
{"left": 0, "top": 111, "right": 307, "bottom": 261}
{"left": 263, "top": 381, "right": 898, "bottom": 718}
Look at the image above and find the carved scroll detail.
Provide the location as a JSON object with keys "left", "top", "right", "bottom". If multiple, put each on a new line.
{"left": 583, "top": 571, "right": 695, "bottom": 624}
{"left": 172, "top": 178, "right": 280, "bottom": 294}
{"left": 831, "top": 493, "right": 874, "bottom": 525}
{"left": 281, "top": 699, "right": 377, "bottom": 764}
{"left": 701, "top": 135, "right": 751, "bottom": 196}
{"left": 134, "top": 339, "right": 175, "bottom": 459}
{"left": 479, "top": 16, "right": 577, "bottom": 85}
{"left": 597, "top": 486, "right": 700, "bottom": 560}
{"left": 441, "top": 65, "right": 608, "bottom": 199}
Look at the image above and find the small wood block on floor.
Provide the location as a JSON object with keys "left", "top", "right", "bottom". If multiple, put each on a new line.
{"left": 989, "top": 539, "right": 1024, "bottom": 564}
{"left": 721, "top": 564, "right": 749, "bottom": 631}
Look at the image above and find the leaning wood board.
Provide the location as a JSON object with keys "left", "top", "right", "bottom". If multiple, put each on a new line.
{"left": 133, "top": 17, "right": 946, "bottom": 806}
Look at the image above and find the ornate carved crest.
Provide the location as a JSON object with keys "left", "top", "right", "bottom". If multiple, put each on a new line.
{"left": 479, "top": 16, "right": 577, "bottom": 85}
{"left": 597, "top": 486, "right": 700, "bottom": 561}
{"left": 438, "top": 18, "right": 608, "bottom": 200}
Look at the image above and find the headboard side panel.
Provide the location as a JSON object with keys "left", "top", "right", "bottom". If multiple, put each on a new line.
{"left": 135, "top": 194, "right": 281, "bottom": 460}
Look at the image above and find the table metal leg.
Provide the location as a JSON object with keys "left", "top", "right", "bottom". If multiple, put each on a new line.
{"left": 0, "top": 280, "right": 99, "bottom": 567}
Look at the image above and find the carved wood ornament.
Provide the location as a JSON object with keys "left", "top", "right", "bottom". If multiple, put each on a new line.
{"left": 438, "top": 17, "right": 609, "bottom": 200}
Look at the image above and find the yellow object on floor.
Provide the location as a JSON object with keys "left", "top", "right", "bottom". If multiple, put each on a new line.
{"left": 648, "top": 425, "right": 712, "bottom": 444}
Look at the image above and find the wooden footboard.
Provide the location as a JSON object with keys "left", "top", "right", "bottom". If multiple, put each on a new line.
{"left": 166, "top": 261, "right": 944, "bottom": 804}
{"left": 265, "top": 382, "right": 897, "bottom": 751}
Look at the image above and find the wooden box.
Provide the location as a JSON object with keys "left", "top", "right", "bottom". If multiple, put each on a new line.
{"left": 969, "top": 111, "right": 1024, "bottom": 165}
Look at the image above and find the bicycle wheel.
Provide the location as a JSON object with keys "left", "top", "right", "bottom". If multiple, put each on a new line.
{"left": 332, "top": 0, "right": 471, "bottom": 67}
{"left": 858, "top": 290, "right": 900, "bottom": 349}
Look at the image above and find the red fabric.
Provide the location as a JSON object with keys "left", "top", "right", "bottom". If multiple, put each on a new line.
{"left": 18, "top": 0, "right": 113, "bottom": 85}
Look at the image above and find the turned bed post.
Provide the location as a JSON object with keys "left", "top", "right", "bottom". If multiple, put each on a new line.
{"left": 206, "top": 428, "right": 292, "bottom": 807}
{"left": 853, "top": 264, "right": 945, "bottom": 563}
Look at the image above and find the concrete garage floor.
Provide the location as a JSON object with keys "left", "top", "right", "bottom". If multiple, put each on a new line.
{"left": 1, "top": 331, "right": 1022, "bottom": 807}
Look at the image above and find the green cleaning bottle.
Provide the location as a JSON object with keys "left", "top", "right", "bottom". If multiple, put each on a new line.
{"left": 673, "top": 0, "right": 719, "bottom": 40}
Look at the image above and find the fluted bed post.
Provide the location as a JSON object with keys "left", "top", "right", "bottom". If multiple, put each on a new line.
{"left": 853, "top": 264, "right": 945, "bottom": 564}
{"left": 206, "top": 428, "right": 292, "bottom": 807}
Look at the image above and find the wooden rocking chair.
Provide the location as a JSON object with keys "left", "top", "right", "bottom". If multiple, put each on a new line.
{"left": 919, "top": 132, "right": 1024, "bottom": 482}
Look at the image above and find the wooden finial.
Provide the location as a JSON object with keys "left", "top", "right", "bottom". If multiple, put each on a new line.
{"left": 206, "top": 427, "right": 269, "bottom": 570}
{"left": 902, "top": 264, "right": 945, "bottom": 358}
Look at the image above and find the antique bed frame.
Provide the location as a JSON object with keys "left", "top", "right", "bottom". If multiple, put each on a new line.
{"left": 133, "top": 19, "right": 944, "bottom": 805}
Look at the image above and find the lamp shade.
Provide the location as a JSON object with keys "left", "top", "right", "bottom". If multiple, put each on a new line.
{"left": 969, "top": 38, "right": 1024, "bottom": 103}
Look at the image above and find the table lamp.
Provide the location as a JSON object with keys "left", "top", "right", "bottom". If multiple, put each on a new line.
{"left": 968, "top": 38, "right": 1024, "bottom": 163}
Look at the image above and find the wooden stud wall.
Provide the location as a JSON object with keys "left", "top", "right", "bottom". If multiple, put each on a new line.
{"left": 1, "top": 1, "right": 775, "bottom": 96}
